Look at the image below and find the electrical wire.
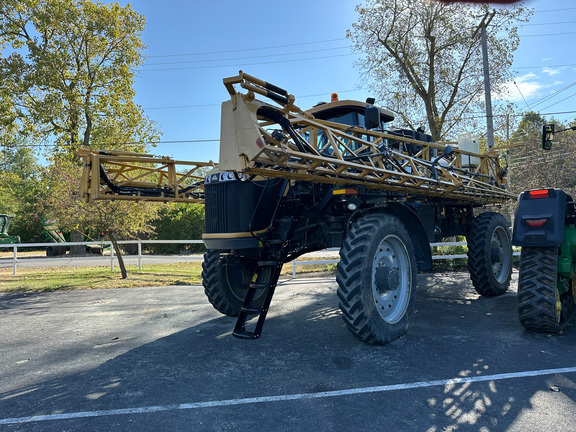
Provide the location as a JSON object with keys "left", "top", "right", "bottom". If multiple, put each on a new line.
{"left": 143, "top": 46, "right": 350, "bottom": 66}
{"left": 138, "top": 52, "right": 357, "bottom": 72}
{"left": 141, "top": 89, "right": 363, "bottom": 110}
{"left": 533, "top": 7, "right": 576, "bottom": 13}
{"left": 520, "top": 30, "right": 576, "bottom": 37}
{"left": 528, "top": 81, "right": 576, "bottom": 109}
{"left": 515, "top": 63, "right": 576, "bottom": 70}
{"left": 539, "top": 90, "right": 576, "bottom": 112}
{"left": 146, "top": 37, "right": 348, "bottom": 58}
{"left": 513, "top": 81, "right": 531, "bottom": 110}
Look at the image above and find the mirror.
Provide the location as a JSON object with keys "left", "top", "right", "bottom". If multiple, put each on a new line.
{"left": 364, "top": 106, "right": 380, "bottom": 130}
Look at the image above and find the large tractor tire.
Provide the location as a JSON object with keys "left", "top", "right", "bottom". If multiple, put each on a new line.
{"left": 337, "top": 213, "right": 417, "bottom": 345}
{"left": 202, "top": 250, "right": 266, "bottom": 317}
{"left": 467, "top": 212, "right": 512, "bottom": 296}
{"left": 517, "top": 247, "right": 567, "bottom": 332}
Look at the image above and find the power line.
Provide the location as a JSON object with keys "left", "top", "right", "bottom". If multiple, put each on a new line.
{"left": 143, "top": 46, "right": 350, "bottom": 66}
{"left": 540, "top": 91, "right": 576, "bottom": 113}
{"left": 24, "top": 139, "right": 220, "bottom": 148}
{"left": 515, "top": 63, "right": 576, "bottom": 69}
{"left": 146, "top": 38, "right": 348, "bottom": 59}
{"left": 529, "top": 81, "right": 576, "bottom": 109}
{"left": 520, "top": 30, "right": 576, "bottom": 37}
{"left": 513, "top": 80, "right": 531, "bottom": 110}
{"left": 523, "top": 20, "right": 576, "bottom": 26}
{"left": 141, "top": 89, "right": 365, "bottom": 110}
{"left": 533, "top": 7, "right": 576, "bottom": 13}
{"left": 138, "top": 52, "right": 357, "bottom": 72}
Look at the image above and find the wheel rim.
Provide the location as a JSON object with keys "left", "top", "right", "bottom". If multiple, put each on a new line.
{"left": 490, "top": 226, "right": 510, "bottom": 284}
{"left": 225, "top": 261, "right": 253, "bottom": 301}
{"left": 371, "top": 234, "right": 412, "bottom": 324}
{"left": 225, "top": 261, "right": 265, "bottom": 301}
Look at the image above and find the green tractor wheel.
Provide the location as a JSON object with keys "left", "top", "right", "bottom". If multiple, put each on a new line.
{"left": 517, "top": 247, "right": 574, "bottom": 332}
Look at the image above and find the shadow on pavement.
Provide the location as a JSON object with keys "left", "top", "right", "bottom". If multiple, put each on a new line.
{"left": 2, "top": 273, "right": 576, "bottom": 431}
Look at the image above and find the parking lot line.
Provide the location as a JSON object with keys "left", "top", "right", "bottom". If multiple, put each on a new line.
{"left": 2, "top": 365, "right": 576, "bottom": 426}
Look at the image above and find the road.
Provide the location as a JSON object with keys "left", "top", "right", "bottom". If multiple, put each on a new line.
{"left": 2, "top": 272, "right": 576, "bottom": 431}
{"left": 0, "top": 250, "right": 339, "bottom": 269}
{"left": 0, "top": 254, "right": 203, "bottom": 269}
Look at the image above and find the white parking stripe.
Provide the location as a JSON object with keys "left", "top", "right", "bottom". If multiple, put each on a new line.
{"left": 2, "top": 365, "right": 576, "bottom": 425}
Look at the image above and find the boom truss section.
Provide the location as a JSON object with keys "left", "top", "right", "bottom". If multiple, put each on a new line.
{"left": 216, "top": 72, "right": 515, "bottom": 205}
{"left": 78, "top": 72, "right": 515, "bottom": 206}
{"left": 78, "top": 149, "right": 213, "bottom": 203}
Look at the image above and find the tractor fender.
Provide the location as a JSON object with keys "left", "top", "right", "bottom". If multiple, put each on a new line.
{"left": 512, "top": 189, "right": 572, "bottom": 247}
{"left": 349, "top": 203, "right": 432, "bottom": 271}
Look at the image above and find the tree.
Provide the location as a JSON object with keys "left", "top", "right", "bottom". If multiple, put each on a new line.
{"left": 41, "top": 158, "right": 161, "bottom": 278}
{"left": 348, "top": 0, "right": 531, "bottom": 141}
{"left": 0, "top": 0, "right": 162, "bottom": 275}
{"left": 0, "top": 144, "right": 44, "bottom": 241}
{"left": 508, "top": 113, "right": 576, "bottom": 194}
{"left": 0, "top": 0, "right": 156, "bottom": 152}
{"left": 151, "top": 204, "right": 205, "bottom": 254}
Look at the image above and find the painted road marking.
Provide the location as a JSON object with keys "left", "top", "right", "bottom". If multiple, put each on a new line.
{"left": 2, "top": 365, "right": 576, "bottom": 425}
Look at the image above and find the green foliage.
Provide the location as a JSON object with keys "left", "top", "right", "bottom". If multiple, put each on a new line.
{"left": 150, "top": 203, "right": 206, "bottom": 254}
{"left": 348, "top": 0, "right": 532, "bottom": 141}
{"left": 508, "top": 113, "right": 576, "bottom": 194}
{"left": 40, "top": 158, "right": 161, "bottom": 239}
{"left": 0, "top": 145, "right": 44, "bottom": 241}
{"left": 0, "top": 0, "right": 156, "bottom": 152}
{"left": 0, "top": 0, "right": 163, "bottom": 255}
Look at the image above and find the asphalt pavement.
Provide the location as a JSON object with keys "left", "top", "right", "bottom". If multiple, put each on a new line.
{"left": 2, "top": 271, "right": 576, "bottom": 431}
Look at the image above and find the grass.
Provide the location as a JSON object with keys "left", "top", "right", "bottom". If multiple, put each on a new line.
{"left": 1, "top": 247, "right": 519, "bottom": 293}
{"left": 0, "top": 258, "right": 339, "bottom": 293}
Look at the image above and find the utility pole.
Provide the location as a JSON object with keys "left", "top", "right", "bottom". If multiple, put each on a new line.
{"left": 474, "top": 11, "right": 496, "bottom": 149}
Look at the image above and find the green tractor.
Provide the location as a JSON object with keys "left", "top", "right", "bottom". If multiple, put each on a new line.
{"left": 512, "top": 124, "right": 576, "bottom": 332}
{"left": 0, "top": 214, "right": 20, "bottom": 244}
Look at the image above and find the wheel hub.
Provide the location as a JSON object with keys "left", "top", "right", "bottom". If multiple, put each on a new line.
{"left": 375, "top": 264, "right": 399, "bottom": 295}
{"left": 491, "top": 245, "right": 503, "bottom": 264}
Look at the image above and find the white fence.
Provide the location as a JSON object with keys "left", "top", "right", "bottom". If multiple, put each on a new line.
{"left": 1, "top": 240, "right": 520, "bottom": 277}
{"left": 290, "top": 242, "right": 521, "bottom": 278}
{"left": 0, "top": 240, "right": 203, "bottom": 275}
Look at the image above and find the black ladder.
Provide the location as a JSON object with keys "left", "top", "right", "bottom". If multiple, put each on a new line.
{"left": 233, "top": 259, "right": 283, "bottom": 340}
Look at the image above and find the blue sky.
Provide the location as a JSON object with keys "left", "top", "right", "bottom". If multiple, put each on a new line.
{"left": 121, "top": 0, "right": 576, "bottom": 163}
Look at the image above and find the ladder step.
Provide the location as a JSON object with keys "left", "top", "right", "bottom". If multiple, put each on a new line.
{"left": 249, "top": 282, "right": 270, "bottom": 290}
{"left": 241, "top": 305, "right": 262, "bottom": 314}
{"left": 232, "top": 328, "right": 259, "bottom": 340}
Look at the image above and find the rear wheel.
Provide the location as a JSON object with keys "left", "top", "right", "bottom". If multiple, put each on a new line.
{"left": 467, "top": 212, "right": 512, "bottom": 296}
{"left": 337, "top": 213, "right": 417, "bottom": 345}
{"left": 202, "top": 250, "right": 266, "bottom": 316}
{"left": 517, "top": 247, "right": 570, "bottom": 332}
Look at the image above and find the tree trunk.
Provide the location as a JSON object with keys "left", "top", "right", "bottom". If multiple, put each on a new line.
{"left": 69, "top": 229, "right": 85, "bottom": 256}
{"left": 109, "top": 231, "right": 128, "bottom": 279}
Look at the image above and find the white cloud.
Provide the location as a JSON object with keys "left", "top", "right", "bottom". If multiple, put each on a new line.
{"left": 497, "top": 73, "right": 543, "bottom": 102}
{"left": 542, "top": 67, "right": 563, "bottom": 76}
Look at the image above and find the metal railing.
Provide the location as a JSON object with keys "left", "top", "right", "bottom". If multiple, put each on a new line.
{"left": 1, "top": 240, "right": 520, "bottom": 277}
{"left": 290, "top": 242, "right": 521, "bottom": 278}
{"left": 0, "top": 240, "right": 203, "bottom": 275}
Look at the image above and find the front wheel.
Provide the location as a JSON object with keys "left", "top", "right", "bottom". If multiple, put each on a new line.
{"left": 337, "top": 213, "right": 417, "bottom": 345}
{"left": 202, "top": 250, "right": 265, "bottom": 317}
{"left": 467, "top": 212, "right": 512, "bottom": 296}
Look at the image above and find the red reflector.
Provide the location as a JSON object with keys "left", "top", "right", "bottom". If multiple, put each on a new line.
{"left": 529, "top": 190, "right": 549, "bottom": 199}
{"left": 525, "top": 219, "right": 547, "bottom": 227}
